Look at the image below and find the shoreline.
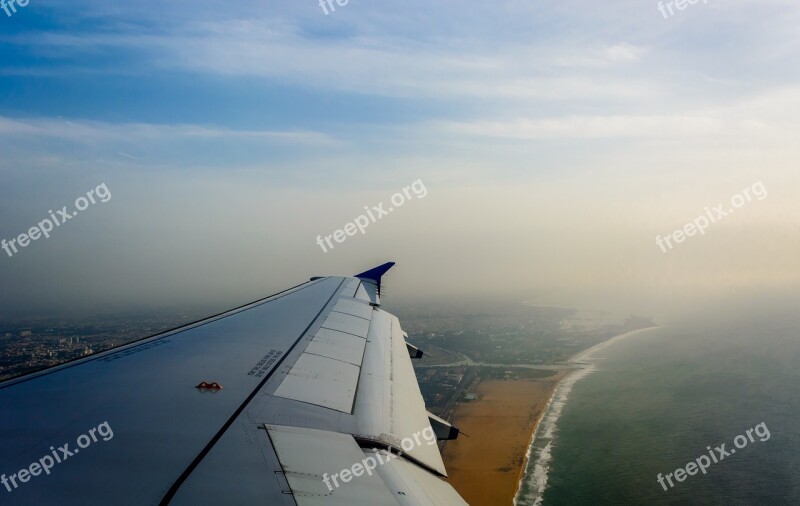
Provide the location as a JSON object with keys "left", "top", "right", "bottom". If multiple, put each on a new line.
{"left": 440, "top": 326, "right": 660, "bottom": 505}
{"left": 512, "top": 325, "right": 661, "bottom": 505}
{"left": 441, "top": 375, "right": 566, "bottom": 505}
{"left": 567, "top": 326, "right": 661, "bottom": 364}
{"left": 513, "top": 384, "right": 560, "bottom": 503}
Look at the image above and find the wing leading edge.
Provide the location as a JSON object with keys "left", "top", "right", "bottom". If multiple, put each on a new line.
{"left": 0, "top": 264, "right": 467, "bottom": 505}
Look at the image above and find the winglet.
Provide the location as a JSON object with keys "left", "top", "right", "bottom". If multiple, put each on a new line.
{"left": 355, "top": 262, "right": 395, "bottom": 296}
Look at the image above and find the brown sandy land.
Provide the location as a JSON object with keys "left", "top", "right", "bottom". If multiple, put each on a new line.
{"left": 442, "top": 376, "right": 565, "bottom": 506}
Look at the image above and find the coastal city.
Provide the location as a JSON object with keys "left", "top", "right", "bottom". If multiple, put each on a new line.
{"left": 0, "top": 309, "right": 207, "bottom": 381}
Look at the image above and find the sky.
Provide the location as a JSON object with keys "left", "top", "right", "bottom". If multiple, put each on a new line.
{"left": 1, "top": 0, "right": 799, "bottom": 318}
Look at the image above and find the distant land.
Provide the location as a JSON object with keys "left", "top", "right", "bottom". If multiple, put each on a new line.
{"left": 0, "top": 299, "right": 654, "bottom": 505}
{"left": 0, "top": 307, "right": 212, "bottom": 381}
{"left": 396, "top": 300, "right": 655, "bottom": 505}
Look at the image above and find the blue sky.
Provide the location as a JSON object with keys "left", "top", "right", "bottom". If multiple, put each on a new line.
{"left": 1, "top": 0, "right": 799, "bottom": 315}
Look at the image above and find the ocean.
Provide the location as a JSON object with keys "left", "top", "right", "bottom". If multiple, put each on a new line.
{"left": 515, "top": 300, "right": 800, "bottom": 505}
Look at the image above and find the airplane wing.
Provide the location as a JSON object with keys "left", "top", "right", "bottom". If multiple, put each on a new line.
{"left": 0, "top": 262, "right": 468, "bottom": 505}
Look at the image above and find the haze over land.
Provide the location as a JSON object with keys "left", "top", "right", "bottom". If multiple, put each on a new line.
{"left": 1, "top": 0, "right": 799, "bottom": 319}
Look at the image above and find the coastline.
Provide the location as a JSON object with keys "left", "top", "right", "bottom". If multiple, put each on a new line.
{"left": 441, "top": 326, "right": 660, "bottom": 505}
{"left": 513, "top": 325, "right": 661, "bottom": 505}
{"left": 567, "top": 326, "right": 661, "bottom": 364}
{"left": 441, "top": 375, "right": 566, "bottom": 505}
{"left": 513, "top": 383, "right": 560, "bottom": 502}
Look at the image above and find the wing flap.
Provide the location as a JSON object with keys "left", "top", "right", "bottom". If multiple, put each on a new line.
{"left": 367, "top": 449, "right": 469, "bottom": 506}
{"left": 321, "top": 312, "right": 371, "bottom": 337}
{"left": 273, "top": 353, "right": 360, "bottom": 413}
{"left": 304, "top": 328, "right": 367, "bottom": 366}
{"left": 331, "top": 298, "right": 374, "bottom": 320}
{"left": 354, "top": 309, "right": 448, "bottom": 476}
{"left": 266, "top": 425, "right": 400, "bottom": 506}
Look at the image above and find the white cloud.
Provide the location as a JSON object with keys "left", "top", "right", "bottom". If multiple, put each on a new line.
{"left": 0, "top": 116, "right": 335, "bottom": 145}
{"left": 437, "top": 115, "right": 722, "bottom": 139}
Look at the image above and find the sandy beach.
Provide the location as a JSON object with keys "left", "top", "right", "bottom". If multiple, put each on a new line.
{"left": 441, "top": 375, "right": 565, "bottom": 506}
{"left": 442, "top": 327, "right": 660, "bottom": 505}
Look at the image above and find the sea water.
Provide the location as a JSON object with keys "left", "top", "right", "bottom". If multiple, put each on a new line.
{"left": 516, "top": 299, "right": 800, "bottom": 505}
